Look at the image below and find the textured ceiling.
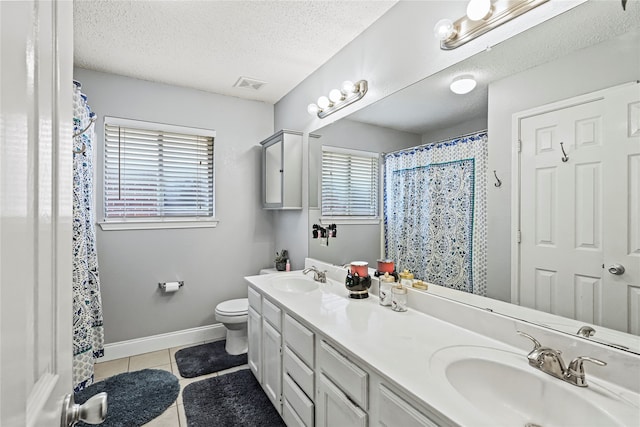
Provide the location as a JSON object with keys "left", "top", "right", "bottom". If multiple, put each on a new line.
{"left": 73, "top": 0, "right": 397, "bottom": 103}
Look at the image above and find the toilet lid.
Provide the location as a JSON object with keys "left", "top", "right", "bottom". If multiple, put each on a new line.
{"left": 216, "top": 298, "right": 248, "bottom": 316}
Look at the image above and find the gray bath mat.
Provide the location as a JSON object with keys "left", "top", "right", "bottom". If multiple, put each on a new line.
{"left": 75, "top": 369, "right": 179, "bottom": 427}
{"left": 174, "top": 340, "right": 247, "bottom": 378}
{"left": 183, "top": 369, "right": 285, "bottom": 427}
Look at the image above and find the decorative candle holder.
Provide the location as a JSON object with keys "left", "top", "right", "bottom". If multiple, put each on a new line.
{"left": 345, "top": 270, "right": 372, "bottom": 299}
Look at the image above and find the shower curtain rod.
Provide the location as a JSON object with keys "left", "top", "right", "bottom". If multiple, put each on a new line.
{"left": 382, "top": 128, "right": 487, "bottom": 156}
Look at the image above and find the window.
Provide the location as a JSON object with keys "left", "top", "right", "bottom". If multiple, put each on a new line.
{"left": 321, "top": 146, "right": 379, "bottom": 218}
{"left": 102, "top": 117, "right": 215, "bottom": 229}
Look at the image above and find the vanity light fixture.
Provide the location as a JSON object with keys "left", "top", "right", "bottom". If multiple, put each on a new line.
{"left": 450, "top": 75, "right": 477, "bottom": 94}
{"left": 307, "top": 80, "right": 368, "bottom": 119}
{"left": 434, "top": 0, "right": 549, "bottom": 50}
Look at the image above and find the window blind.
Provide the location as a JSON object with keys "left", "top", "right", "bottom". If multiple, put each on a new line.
{"left": 104, "top": 118, "right": 215, "bottom": 220}
{"left": 321, "top": 147, "right": 379, "bottom": 217}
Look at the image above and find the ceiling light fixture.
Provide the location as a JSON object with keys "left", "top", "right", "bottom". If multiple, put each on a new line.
{"left": 435, "top": 0, "right": 549, "bottom": 50}
{"left": 450, "top": 76, "right": 477, "bottom": 94}
{"left": 307, "top": 80, "right": 368, "bottom": 119}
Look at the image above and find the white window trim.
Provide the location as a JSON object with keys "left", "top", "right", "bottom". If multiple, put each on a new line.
{"left": 98, "top": 218, "right": 219, "bottom": 231}
{"left": 104, "top": 116, "right": 216, "bottom": 138}
{"left": 319, "top": 216, "right": 380, "bottom": 225}
{"left": 101, "top": 116, "right": 217, "bottom": 230}
{"left": 321, "top": 145, "right": 380, "bottom": 222}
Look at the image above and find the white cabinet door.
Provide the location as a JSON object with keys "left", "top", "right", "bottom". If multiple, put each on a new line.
{"left": 317, "top": 374, "right": 367, "bottom": 427}
{"left": 263, "top": 320, "right": 282, "bottom": 414}
{"left": 261, "top": 130, "right": 303, "bottom": 209}
{"left": 248, "top": 307, "right": 262, "bottom": 382}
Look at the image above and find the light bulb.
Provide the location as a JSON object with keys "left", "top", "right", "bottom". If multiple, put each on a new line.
{"left": 450, "top": 75, "right": 477, "bottom": 95}
{"left": 466, "top": 0, "right": 492, "bottom": 21}
{"left": 433, "top": 18, "right": 456, "bottom": 41}
{"left": 329, "top": 89, "right": 344, "bottom": 103}
{"left": 317, "top": 96, "right": 331, "bottom": 109}
{"left": 307, "top": 103, "right": 320, "bottom": 115}
{"left": 341, "top": 80, "right": 355, "bottom": 95}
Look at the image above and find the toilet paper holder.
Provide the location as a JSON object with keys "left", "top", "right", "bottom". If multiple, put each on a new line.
{"left": 158, "top": 281, "right": 184, "bottom": 291}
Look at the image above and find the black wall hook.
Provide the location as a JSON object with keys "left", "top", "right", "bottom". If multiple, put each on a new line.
{"left": 493, "top": 170, "right": 502, "bottom": 187}
{"left": 560, "top": 142, "right": 569, "bottom": 162}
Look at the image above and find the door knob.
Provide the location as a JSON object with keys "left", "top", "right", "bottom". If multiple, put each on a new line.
{"left": 61, "top": 392, "right": 107, "bottom": 426}
{"left": 607, "top": 264, "right": 625, "bottom": 275}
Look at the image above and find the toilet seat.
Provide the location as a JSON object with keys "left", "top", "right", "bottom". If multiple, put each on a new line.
{"left": 215, "top": 298, "right": 248, "bottom": 316}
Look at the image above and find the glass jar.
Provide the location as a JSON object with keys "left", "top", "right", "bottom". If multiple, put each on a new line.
{"left": 391, "top": 285, "right": 408, "bottom": 312}
{"left": 398, "top": 269, "right": 414, "bottom": 288}
{"left": 379, "top": 272, "right": 395, "bottom": 306}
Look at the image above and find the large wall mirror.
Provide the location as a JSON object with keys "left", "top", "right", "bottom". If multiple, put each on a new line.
{"left": 307, "top": 0, "right": 640, "bottom": 353}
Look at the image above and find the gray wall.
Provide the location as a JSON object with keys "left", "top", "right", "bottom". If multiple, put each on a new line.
{"left": 486, "top": 34, "right": 640, "bottom": 302}
{"left": 74, "top": 68, "right": 275, "bottom": 343}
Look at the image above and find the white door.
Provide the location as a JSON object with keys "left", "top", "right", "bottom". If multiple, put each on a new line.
{"left": 601, "top": 84, "right": 640, "bottom": 334}
{"left": 518, "top": 82, "right": 640, "bottom": 333}
{"left": 1, "top": 1, "right": 76, "bottom": 426}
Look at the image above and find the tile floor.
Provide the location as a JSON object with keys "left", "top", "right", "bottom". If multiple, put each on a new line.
{"left": 93, "top": 341, "right": 249, "bottom": 427}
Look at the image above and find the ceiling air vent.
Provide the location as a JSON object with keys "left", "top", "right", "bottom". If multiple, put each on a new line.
{"left": 233, "top": 76, "right": 266, "bottom": 90}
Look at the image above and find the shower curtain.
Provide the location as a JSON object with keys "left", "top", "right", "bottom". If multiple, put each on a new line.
{"left": 384, "top": 131, "right": 488, "bottom": 296}
{"left": 72, "top": 81, "right": 104, "bottom": 392}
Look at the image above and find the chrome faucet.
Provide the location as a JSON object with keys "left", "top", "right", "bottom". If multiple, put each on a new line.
{"left": 303, "top": 266, "right": 327, "bottom": 283}
{"left": 517, "top": 331, "right": 606, "bottom": 387}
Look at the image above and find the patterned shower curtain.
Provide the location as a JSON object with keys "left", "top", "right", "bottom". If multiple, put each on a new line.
{"left": 383, "top": 131, "right": 488, "bottom": 296}
{"left": 72, "top": 81, "right": 104, "bottom": 392}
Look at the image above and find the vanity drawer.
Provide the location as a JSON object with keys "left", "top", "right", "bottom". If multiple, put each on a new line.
{"left": 318, "top": 340, "right": 368, "bottom": 410}
{"left": 262, "top": 298, "right": 282, "bottom": 331}
{"left": 283, "top": 399, "right": 306, "bottom": 427}
{"left": 283, "top": 373, "right": 314, "bottom": 427}
{"left": 284, "top": 314, "right": 314, "bottom": 367}
{"left": 377, "top": 384, "right": 438, "bottom": 427}
{"left": 284, "top": 345, "right": 314, "bottom": 398}
{"left": 248, "top": 287, "right": 261, "bottom": 313}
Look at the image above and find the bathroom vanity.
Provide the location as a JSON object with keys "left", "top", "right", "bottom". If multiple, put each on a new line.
{"left": 245, "top": 259, "right": 640, "bottom": 427}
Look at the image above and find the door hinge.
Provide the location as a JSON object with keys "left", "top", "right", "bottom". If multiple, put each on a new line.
{"left": 517, "top": 140, "right": 522, "bottom": 153}
{"left": 517, "top": 230, "right": 522, "bottom": 243}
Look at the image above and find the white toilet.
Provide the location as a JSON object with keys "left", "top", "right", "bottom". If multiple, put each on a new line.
{"left": 215, "top": 298, "right": 248, "bottom": 355}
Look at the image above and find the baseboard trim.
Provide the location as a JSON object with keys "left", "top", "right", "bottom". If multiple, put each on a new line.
{"left": 100, "top": 324, "right": 226, "bottom": 362}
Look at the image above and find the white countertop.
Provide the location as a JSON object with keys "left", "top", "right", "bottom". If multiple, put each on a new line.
{"left": 245, "top": 269, "right": 640, "bottom": 427}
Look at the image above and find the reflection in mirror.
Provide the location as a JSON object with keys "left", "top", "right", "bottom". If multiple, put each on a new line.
{"left": 308, "top": 1, "right": 640, "bottom": 353}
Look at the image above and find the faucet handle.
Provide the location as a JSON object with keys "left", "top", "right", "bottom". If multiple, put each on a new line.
{"left": 577, "top": 326, "right": 596, "bottom": 338}
{"left": 517, "top": 330, "right": 542, "bottom": 351}
{"left": 567, "top": 356, "right": 607, "bottom": 387}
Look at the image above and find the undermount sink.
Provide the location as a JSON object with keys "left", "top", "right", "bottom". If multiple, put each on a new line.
{"left": 429, "top": 346, "right": 639, "bottom": 427}
{"left": 270, "top": 275, "right": 319, "bottom": 293}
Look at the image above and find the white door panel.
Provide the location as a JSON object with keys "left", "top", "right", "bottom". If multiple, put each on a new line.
{"left": 519, "top": 82, "right": 640, "bottom": 334}
{"left": 521, "top": 100, "right": 605, "bottom": 320}
{"left": 601, "top": 84, "right": 640, "bottom": 333}
{"left": 1, "top": 1, "right": 75, "bottom": 425}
